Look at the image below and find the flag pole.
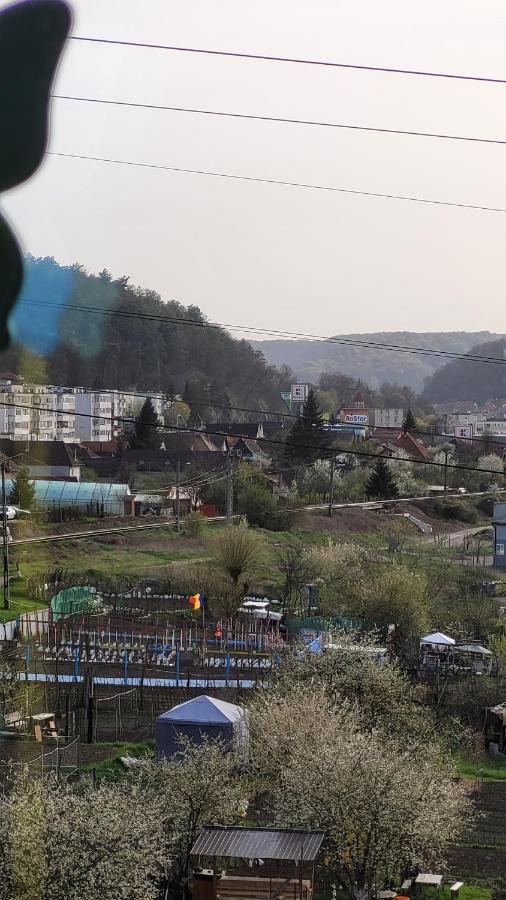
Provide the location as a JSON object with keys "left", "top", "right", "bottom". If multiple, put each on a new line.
{"left": 201, "top": 594, "right": 206, "bottom": 655}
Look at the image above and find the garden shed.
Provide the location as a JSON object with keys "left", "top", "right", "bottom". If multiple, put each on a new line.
{"left": 155, "top": 695, "right": 248, "bottom": 760}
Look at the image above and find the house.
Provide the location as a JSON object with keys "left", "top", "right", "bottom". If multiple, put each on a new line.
{"left": 159, "top": 431, "right": 226, "bottom": 455}
{"left": 493, "top": 502, "right": 506, "bottom": 567}
{"left": 205, "top": 422, "right": 266, "bottom": 440}
{"left": 79, "top": 439, "right": 122, "bottom": 456}
{"left": 340, "top": 391, "right": 369, "bottom": 426}
{"left": 0, "top": 439, "right": 82, "bottom": 480}
{"left": 263, "top": 471, "right": 290, "bottom": 497}
{"left": 123, "top": 487, "right": 195, "bottom": 517}
{"left": 225, "top": 435, "right": 267, "bottom": 462}
{"left": 486, "top": 702, "right": 506, "bottom": 753}
{"left": 374, "top": 432, "right": 431, "bottom": 463}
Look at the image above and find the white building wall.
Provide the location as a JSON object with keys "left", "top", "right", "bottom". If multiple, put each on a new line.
{"left": 374, "top": 408, "right": 404, "bottom": 428}
{"left": 75, "top": 392, "right": 113, "bottom": 441}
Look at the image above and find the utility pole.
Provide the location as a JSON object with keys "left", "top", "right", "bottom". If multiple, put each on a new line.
{"left": 443, "top": 448, "right": 449, "bottom": 496}
{"left": 1, "top": 462, "right": 9, "bottom": 610}
{"left": 328, "top": 453, "right": 335, "bottom": 518}
{"left": 226, "top": 451, "right": 234, "bottom": 525}
{"left": 175, "top": 457, "right": 181, "bottom": 532}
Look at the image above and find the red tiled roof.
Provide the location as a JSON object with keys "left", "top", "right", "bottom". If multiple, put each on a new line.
{"left": 374, "top": 431, "right": 431, "bottom": 462}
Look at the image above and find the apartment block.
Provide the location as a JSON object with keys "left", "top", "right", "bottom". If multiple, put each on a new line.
{"left": 0, "top": 374, "right": 165, "bottom": 442}
{"left": 75, "top": 392, "right": 113, "bottom": 442}
{"left": 373, "top": 408, "right": 404, "bottom": 429}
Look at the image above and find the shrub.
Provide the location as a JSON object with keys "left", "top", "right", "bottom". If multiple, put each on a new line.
{"left": 182, "top": 511, "right": 207, "bottom": 538}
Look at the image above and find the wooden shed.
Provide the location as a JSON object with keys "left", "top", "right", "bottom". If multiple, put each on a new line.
{"left": 191, "top": 825, "right": 325, "bottom": 900}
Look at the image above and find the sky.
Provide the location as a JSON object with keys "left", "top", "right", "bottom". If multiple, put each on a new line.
{"left": 2, "top": 0, "right": 506, "bottom": 338}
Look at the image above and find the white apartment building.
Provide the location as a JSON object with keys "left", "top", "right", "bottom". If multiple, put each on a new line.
{"left": 75, "top": 392, "right": 113, "bottom": 442}
{"left": 446, "top": 412, "right": 484, "bottom": 429}
{"left": 0, "top": 376, "right": 165, "bottom": 442}
{"left": 55, "top": 391, "right": 76, "bottom": 441}
{"left": 373, "top": 408, "right": 404, "bottom": 429}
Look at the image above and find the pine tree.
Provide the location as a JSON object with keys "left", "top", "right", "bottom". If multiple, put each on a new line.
{"left": 402, "top": 409, "right": 417, "bottom": 434}
{"left": 365, "top": 457, "right": 399, "bottom": 500}
{"left": 132, "top": 398, "right": 160, "bottom": 449}
{"left": 284, "top": 388, "right": 330, "bottom": 464}
{"left": 9, "top": 467, "right": 36, "bottom": 511}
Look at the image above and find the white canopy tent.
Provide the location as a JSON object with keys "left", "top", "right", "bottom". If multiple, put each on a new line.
{"left": 420, "top": 632, "right": 455, "bottom": 646}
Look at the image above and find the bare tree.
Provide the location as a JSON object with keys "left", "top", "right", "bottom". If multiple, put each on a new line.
{"left": 213, "top": 524, "right": 265, "bottom": 617}
{"left": 278, "top": 543, "right": 312, "bottom": 617}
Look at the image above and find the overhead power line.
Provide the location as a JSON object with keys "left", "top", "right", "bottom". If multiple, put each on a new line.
{"left": 20, "top": 297, "right": 506, "bottom": 365}
{"left": 1, "top": 367, "right": 501, "bottom": 448}
{"left": 10, "top": 513, "right": 238, "bottom": 547}
{"left": 45, "top": 151, "right": 506, "bottom": 214}
{"left": 52, "top": 95, "right": 506, "bottom": 147}
{"left": 8, "top": 488, "right": 501, "bottom": 547}
{"left": 6, "top": 369, "right": 502, "bottom": 449}
{"left": 68, "top": 35, "right": 506, "bottom": 86}
{"left": 0, "top": 398, "right": 503, "bottom": 477}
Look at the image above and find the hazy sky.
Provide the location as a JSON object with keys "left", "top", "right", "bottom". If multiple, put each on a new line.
{"left": 3, "top": 0, "right": 506, "bottom": 337}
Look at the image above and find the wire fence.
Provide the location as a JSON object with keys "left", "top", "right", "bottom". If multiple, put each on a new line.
{"left": 0, "top": 735, "right": 81, "bottom": 782}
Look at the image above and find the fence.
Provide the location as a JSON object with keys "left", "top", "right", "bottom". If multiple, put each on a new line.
{"left": 0, "top": 734, "right": 80, "bottom": 780}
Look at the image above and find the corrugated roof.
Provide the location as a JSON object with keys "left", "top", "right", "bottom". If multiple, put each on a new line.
{"left": 191, "top": 827, "right": 324, "bottom": 861}
{"left": 157, "top": 695, "right": 244, "bottom": 725}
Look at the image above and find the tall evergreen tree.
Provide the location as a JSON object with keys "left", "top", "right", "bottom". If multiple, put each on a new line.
{"left": 9, "top": 467, "right": 36, "bottom": 511}
{"left": 132, "top": 398, "right": 160, "bottom": 449}
{"left": 365, "top": 457, "right": 399, "bottom": 500}
{"left": 402, "top": 409, "right": 417, "bottom": 434}
{"left": 284, "top": 388, "right": 330, "bottom": 464}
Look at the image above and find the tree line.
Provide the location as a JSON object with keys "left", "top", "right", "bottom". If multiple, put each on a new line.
{"left": 6, "top": 256, "right": 290, "bottom": 413}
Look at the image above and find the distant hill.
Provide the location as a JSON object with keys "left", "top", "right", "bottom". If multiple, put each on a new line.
{"left": 422, "top": 337, "right": 506, "bottom": 403}
{"left": 251, "top": 332, "right": 500, "bottom": 391}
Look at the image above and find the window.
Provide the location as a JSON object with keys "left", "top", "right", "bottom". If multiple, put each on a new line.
{"left": 496, "top": 543, "right": 505, "bottom": 556}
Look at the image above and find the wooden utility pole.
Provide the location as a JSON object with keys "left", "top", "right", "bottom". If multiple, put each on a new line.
{"left": 226, "top": 451, "right": 234, "bottom": 525}
{"left": 1, "top": 462, "right": 10, "bottom": 609}
{"left": 175, "top": 457, "right": 181, "bottom": 531}
{"left": 328, "top": 454, "right": 335, "bottom": 517}
{"left": 443, "top": 448, "right": 449, "bottom": 496}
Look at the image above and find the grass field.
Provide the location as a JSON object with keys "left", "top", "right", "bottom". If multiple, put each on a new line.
{"left": 1, "top": 518, "right": 327, "bottom": 623}
{"left": 81, "top": 741, "right": 154, "bottom": 780}
{"left": 456, "top": 753, "right": 506, "bottom": 781}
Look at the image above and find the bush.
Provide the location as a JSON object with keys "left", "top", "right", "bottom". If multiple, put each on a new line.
{"left": 475, "top": 497, "right": 494, "bottom": 517}
{"left": 237, "top": 483, "right": 292, "bottom": 531}
{"left": 432, "top": 500, "right": 478, "bottom": 523}
{"left": 182, "top": 511, "right": 207, "bottom": 537}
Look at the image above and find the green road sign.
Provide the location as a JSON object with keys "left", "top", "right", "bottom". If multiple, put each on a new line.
{"left": 280, "top": 392, "right": 292, "bottom": 411}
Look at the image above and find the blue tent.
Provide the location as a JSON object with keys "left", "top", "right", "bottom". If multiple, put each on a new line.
{"left": 155, "top": 695, "right": 248, "bottom": 759}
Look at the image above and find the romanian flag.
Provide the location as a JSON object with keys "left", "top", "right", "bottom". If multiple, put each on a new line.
{"left": 189, "top": 592, "right": 204, "bottom": 611}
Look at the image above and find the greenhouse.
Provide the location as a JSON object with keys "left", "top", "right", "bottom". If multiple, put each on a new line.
{"left": 5, "top": 479, "right": 129, "bottom": 514}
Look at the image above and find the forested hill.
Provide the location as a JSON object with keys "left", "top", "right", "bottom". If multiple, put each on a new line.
{"left": 2, "top": 256, "right": 288, "bottom": 410}
{"left": 252, "top": 331, "right": 499, "bottom": 391}
{"left": 422, "top": 337, "right": 506, "bottom": 403}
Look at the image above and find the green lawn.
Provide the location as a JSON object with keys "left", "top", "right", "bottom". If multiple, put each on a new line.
{"left": 446, "top": 887, "right": 491, "bottom": 900}
{"left": 81, "top": 741, "right": 154, "bottom": 780}
{"left": 0, "top": 577, "right": 47, "bottom": 623}
{"left": 455, "top": 753, "right": 506, "bottom": 781}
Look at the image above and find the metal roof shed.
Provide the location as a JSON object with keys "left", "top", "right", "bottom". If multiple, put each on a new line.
{"left": 155, "top": 695, "right": 248, "bottom": 760}
{"left": 191, "top": 826, "right": 324, "bottom": 861}
{"left": 190, "top": 827, "right": 325, "bottom": 900}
